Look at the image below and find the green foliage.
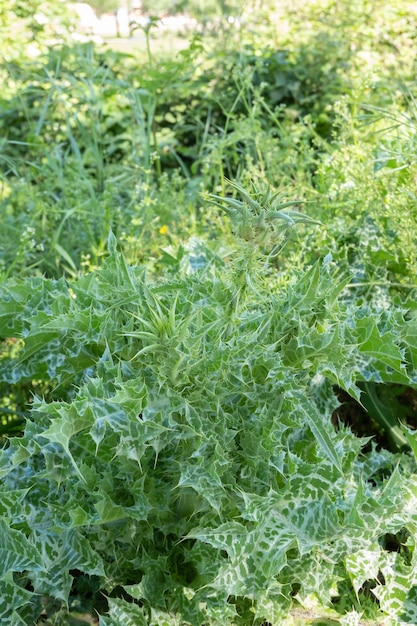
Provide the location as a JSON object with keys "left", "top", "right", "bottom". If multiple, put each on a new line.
{"left": 0, "top": 226, "right": 417, "bottom": 624}
{"left": 0, "top": 0, "right": 74, "bottom": 60}
{"left": 2, "top": 0, "right": 417, "bottom": 623}
{"left": 85, "top": 0, "right": 119, "bottom": 16}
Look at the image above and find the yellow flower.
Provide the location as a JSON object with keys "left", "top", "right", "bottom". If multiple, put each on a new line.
{"left": 159, "top": 225, "right": 169, "bottom": 235}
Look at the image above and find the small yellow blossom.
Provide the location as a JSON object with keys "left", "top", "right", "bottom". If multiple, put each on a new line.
{"left": 159, "top": 225, "right": 169, "bottom": 235}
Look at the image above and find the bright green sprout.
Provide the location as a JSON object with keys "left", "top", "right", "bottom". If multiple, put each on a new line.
{"left": 207, "top": 177, "right": 321, "bottom": 244}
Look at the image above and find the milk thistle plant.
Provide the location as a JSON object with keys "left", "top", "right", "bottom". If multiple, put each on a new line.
{"left": 2, "top": 0, "right": 417, "bottom": 622}
{"left": 0, "top": 182, "right": 417, "bottom": 624}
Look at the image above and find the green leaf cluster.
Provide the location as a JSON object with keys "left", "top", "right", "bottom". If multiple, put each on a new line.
{"left": 2, "top": 0, "right": 417, "bottom": 623}
{"left": 1, "top": 231, "right": 417, "bottom": 623}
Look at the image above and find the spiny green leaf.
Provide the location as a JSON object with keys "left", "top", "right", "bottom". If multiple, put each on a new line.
{"left": 103, "top": 597, "right": 148, "bottom": 626}
{"left": 0, "top": 521, "right": 43, "bottom": 577}
{"left": 297, "top": 396, "right": 343, "bottom": 474}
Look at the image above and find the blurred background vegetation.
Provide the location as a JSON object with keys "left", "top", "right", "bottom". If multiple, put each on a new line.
{"left": 2, "top": 0, "right": 417, "bottom": 274}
